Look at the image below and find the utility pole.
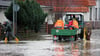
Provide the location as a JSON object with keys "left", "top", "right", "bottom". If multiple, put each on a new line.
{"left": 13, "top": 0, "right": 15, "bottom": 35}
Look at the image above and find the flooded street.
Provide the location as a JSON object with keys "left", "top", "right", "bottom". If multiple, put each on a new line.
{"left": 0, "top": 30, "right": 100, "bottom": 56}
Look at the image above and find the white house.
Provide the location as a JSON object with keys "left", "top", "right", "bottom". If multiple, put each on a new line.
{"left": 0, "top": 0, "right": 11, "bottom": 24}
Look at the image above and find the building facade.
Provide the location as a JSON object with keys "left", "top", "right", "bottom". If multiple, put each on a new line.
{"left": 37, "top": 0, "right": 100, "bottom": 29}
{"left": 36, "top": 0, "right": 100, "bottom": 33}
{"left": 89, "top": 0, "right": 100, "bottom": 29}
{"left": 0, "top": 0, "right": 11, "bottom": 9}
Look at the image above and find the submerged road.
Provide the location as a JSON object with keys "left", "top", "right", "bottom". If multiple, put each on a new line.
{"left": 0, "top": 30, "right": 100, "bottom": 56}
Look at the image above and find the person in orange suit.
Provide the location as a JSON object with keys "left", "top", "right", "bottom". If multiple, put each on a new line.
{"left": 65, "top": 18, "right": 73, "bottom": 27}
{"left": 65, "top": 15, "right": 79, "bottom": 29}
{"left": 72, "top": 15, "right": 79, "bottom": 29}
{"left": 54, "top": 20, "right": 64, "bottom": 29}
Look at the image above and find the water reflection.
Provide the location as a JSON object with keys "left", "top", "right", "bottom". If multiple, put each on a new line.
{"left": 54, "top": 41, "right": 65, "bottom": 56}
{"left": 53, "top": 41, "right": 91, "bottom": 56}
{"left": 71, "top": 42, "right": 80, "bottom": 56}
{"left": 82, "top": 41, "right": 91, "bottom": 56}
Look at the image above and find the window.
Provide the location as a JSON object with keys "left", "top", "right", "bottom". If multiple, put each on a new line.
{"left": 95, "top": 8, "right": 97, "bottom": 20}
{"left": 99, "top": 8, "right": 100, "bottom": 20}
{"left": 90, "top": 8, "right": 92, "bottom": 20}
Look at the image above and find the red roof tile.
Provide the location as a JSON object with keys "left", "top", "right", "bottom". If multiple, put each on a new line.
{"left": 36, "top": 0, "right": 96, "bottom": 12}
{"left": 37, "top": 0, "right": 96, "bottom": 6}
{"left": 88, "top": 0, "right": 96, "bottom": 6}
{"left": 53, "top": 6, "right": 89, "bottom": 12}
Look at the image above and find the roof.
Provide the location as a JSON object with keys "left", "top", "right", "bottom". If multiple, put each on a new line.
{"left": 36, "top": 0, "right": 96, "bottom": 12}
{"left": 53, "top": 6, "right": 89, "bottom": 12}
{"left": 0, "top": 1, "right": 11, "bottom": 6}
{"left": 88, "top": 0, "right": 96, "bottom": 6}
{"left": 37, "top": 0, "right": 96, "bottom": 6}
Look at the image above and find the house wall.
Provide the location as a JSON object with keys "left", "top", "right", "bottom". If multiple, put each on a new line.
{"left": 88, "top": 0, "right": 100, "bottom": 21}
{"left": 83, "top": 12, "right": 90, "bottom": 21}
{"left": 88, "top": 0, "right": 100, "bottom": 29}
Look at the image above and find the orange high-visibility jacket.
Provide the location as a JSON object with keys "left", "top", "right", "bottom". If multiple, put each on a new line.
{"left": 54, "top": 20, "right": 64, "bottom": 29}
{"left": 72, "top": 19, "right": 79, "bottom": 29}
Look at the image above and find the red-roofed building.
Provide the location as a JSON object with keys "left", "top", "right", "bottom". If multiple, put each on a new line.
{"left": 36, "top": 0, "right": 100, "bottom": 33}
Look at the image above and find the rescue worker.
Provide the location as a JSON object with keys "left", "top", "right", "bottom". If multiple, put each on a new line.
{"left": 85, "top": 23, "right": 92, "bottom": 40}
{"left": 72, "top": 15, "right": 79, "bottom": 41}
{"left": 65, "top": 18, "right": 73, "bottom": 27}
{"left": 72, "top": 15, "right": 79, "bottom": 29}
{"left": 54, "top": 19, "right": 64, "bottom": 29}
{"left": 65, "top": 15, "right": 79, "bottom": 29}
{"left": 68, "top": 18, "right": 73, "bottom": 29}
{"left": 3, "top": 21, "right": 19, "bottom": 43}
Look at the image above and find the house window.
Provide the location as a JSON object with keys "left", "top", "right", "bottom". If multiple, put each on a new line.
{"left": 95, "top": 8, "right": 97, "bottom": 20}
{"left": 90, "top": 8, "right": 92, "bottom": 20}
{"left": 99, "top": 8, "right": 100, "bottom": 20}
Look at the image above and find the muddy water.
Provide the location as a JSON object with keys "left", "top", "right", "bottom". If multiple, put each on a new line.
{"left": 0, "top": 30, "right": 99, "bottom": 56}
